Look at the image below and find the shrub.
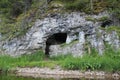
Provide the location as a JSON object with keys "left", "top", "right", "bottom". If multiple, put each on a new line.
{"left": 65, "top": 0, "right": 89, "bottom": 11}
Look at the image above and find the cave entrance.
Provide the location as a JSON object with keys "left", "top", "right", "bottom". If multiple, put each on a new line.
{"left": 45, "top": 33, "right": 67, "bottom": 56}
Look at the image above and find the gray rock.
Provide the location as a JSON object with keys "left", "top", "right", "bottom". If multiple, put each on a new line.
{"left": 0, "top": 33, "right": 1, "bottom": 39}
{"left": 104, "top": 31, "right": 120, "bottom": 49}
{"left": 0, "top": 12, "right": 120, "bottom": 56}
{"left": 49, "top": 42, "right": 84, "bottom": 57}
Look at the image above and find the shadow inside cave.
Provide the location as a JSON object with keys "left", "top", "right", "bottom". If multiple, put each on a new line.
{"left": 45, "top": 33, "right": 67, "bottom": 56}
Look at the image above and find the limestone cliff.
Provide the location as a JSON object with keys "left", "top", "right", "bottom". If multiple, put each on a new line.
{"left": 0, "top": 12, "right": 120, "bottom": 56}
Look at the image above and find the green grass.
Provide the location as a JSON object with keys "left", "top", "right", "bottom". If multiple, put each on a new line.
{"left": 50, "top": 47, "right": 120, "bottom": 72}
{"left": 61, "top": 54, "right": 120, "bottom": 71}
{"left": 59, "top": 49, "right": 120, "bottom": 72}
{"left": 0, "top": 48, "right": 120, "bottom": 72}
{"left": 0, "top": 50, "right": 45, "bottom": 71}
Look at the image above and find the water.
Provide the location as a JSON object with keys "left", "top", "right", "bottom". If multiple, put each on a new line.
{"left": 0, "top": 73, "right": 118, "bottom": 80}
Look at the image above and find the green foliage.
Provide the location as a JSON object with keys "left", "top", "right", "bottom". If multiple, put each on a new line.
{"left": 50, "top": 54, "right": 73, "bottom": 61}
{"left": 0, "top": 0, "right": 120, "bottom": 40}
{"left": 0, "top": 50, "right": 45, "bottom": 71}
{"left": 50, "top": 47, "right": 120, "bottom": 72}
{"left": 0, "top": 47, "right": 120, "bottom": 72}
{"left": 0, "top": 0, "right": 45, "bottom": 40}
{"left": 0, "top": 0, "right": 33, "bottom": 17}
{"left": 98, "top": 16, "right": 109, "bottom": 22}
{"left": 64, "top": 0, "right": 89, "bottom": 11}
{"left": 53, "top": 0, "right": 120, "bottom": 15}
{"left": 85, "top": 16, "right": 96, "bottom": 22}
{"left": 85, "top": 16, "right": 109, "bottom": 23}
{"left": 55, "top": 0, "right": 90, "bottom": 12}
{"left": 101, "top": 26, "right": 120, "bottom": 37}
{"left": 0, "top": 15, "right": 32, "bottom": 40}
{"left": 61, "top": 50, "right": 120, "bottom": 71}
{"left": 107, "top": 0, "right": 120, "bottom": 19}
{"left": 0, "top": 0, "right": 120, "bottom": 72}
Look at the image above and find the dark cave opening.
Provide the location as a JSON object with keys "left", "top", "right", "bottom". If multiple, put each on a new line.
{"left": 101, "top": 20, "right": 112, "bottom": 28}
{"left": 45, "top": 33, "right": 67, "bottom": 56}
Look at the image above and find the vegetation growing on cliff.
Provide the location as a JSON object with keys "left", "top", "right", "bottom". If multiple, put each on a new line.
{"left": 0, "top": 0, "right": 47, "bottom": 40}
{"left": 0, "top": 0, "right": 120, "bottom": 73}
{"left": 0, "top": 0, "right": 120, "bottom": 40}
{"left": 53, "top": 0, "right": 120, "bottom": 15}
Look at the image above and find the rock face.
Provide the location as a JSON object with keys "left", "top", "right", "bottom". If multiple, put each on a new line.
{"left": 0, "top": 12, "right": 120, "bottom": 56}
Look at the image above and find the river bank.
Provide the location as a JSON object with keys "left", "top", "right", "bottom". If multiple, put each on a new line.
{"left": 14, "top": 67, "right": 120, "bottom": 79}
{"left": 0, "top": 50, "right": 120, "bottom": 79}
